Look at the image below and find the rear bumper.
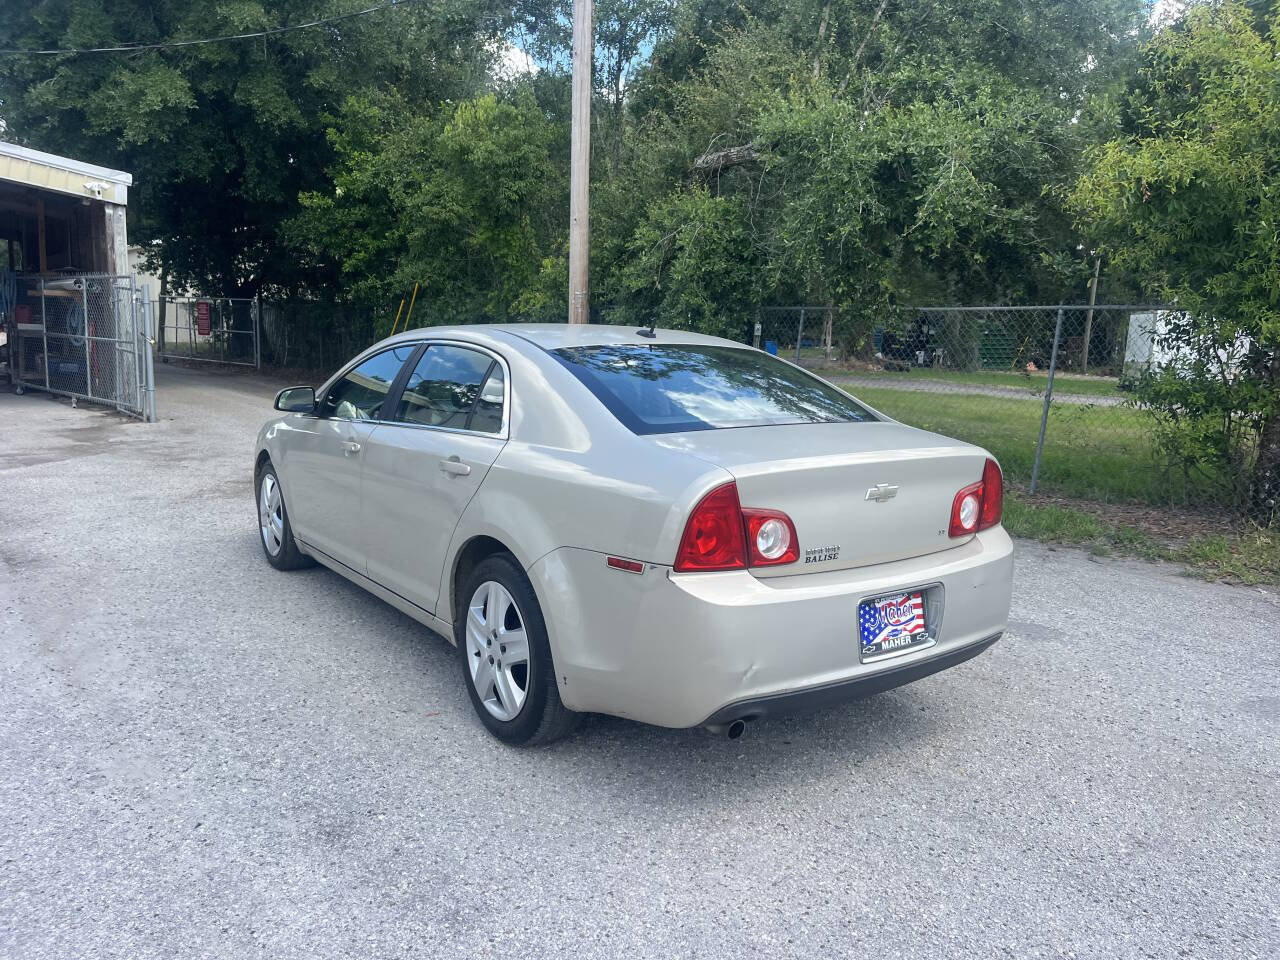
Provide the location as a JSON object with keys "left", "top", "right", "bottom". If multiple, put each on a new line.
{"left": 529, "top": 526, "right": 1013, "bottom": 729}
{"left": 700, "top": 632, "right": 1001, "bottom": 725}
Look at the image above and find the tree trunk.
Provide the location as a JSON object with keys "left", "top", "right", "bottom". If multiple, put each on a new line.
{"left": 692, "top": 144, "right": 759, "bottom": 177}
{"left": 157, "top": 269, "right": 167, "bottom": 356}
{"left": 1249, "top": 351, "right": 1280, "bottom": 523}
{"left": 852, "top": 0, "right": 889, "bottom": 67}
{"left": 812, "top": 0, "right": 832, "bottom": 79}
{"left": 823, "top": 302, "right": 834, "bottom": 361}
{"left": 611, "top": 91, "right": 624, "bottom": 175}
{"left": 228, "top": 277, "right": 261, "bottom": 361}
{"left": 1081, "top": 256, "right": 1100, "bottom": 372}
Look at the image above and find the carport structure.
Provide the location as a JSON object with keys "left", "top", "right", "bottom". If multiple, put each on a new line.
{"left": 0, "top": 142, "right": 154, "bottom": 420}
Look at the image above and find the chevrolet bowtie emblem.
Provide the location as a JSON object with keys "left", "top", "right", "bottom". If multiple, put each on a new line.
{"left": 865, "top": 483, "right": 899, "bottom": 503}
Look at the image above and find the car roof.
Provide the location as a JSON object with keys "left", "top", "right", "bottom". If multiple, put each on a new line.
{"left": 381, "top": 323, "right": 748, "bottom": 353}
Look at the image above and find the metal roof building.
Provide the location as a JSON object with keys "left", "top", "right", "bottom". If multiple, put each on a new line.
{"left": 0, "top": 141, "right": 132, "bottom": 275}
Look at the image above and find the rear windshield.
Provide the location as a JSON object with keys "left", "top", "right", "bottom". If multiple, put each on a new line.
{"left": 551, "top": 344, "right": 876, "bottom": 435}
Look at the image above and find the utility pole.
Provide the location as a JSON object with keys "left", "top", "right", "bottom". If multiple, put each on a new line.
{"left": 567, "top": 0, "right": 593, "bottom": 324}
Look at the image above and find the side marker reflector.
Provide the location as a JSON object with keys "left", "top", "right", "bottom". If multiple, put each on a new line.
{"left": 606, "top": 556, "right": 645, "bottom": 574}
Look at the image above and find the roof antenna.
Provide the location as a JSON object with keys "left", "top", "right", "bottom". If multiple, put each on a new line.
{"left": 636, "top": 318, "right": 657, "bottom": 338}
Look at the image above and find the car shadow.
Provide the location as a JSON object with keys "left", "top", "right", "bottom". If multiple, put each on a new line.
{"left": 259, "top": 536, "right": 954, "bottom": 803}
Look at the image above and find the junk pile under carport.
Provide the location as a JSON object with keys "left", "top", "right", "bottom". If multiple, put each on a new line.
{"left": 0, "top": 141, "right": 153, "bottom": 421}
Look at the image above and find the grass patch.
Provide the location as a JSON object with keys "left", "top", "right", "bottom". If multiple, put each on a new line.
{"left": 839, "top": 383, "right": 1237, "bottom": 507}
{"left": 834, "top": 368, "right": 1123, "bottom": 398}
{"left": 1176, "top": 530, "right": 1280, "bottom": 586}
{"left": 845, "top": 385, "right": 1165, "bottom": 502}
{"left": 1003, "top": 495, "right": 1170, "bottom": 561}
{"left": 1003, "top": 493, "right": 1280, "bottom": 585}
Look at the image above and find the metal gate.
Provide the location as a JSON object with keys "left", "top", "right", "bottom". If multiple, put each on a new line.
{"left": 10, "top": 273, "right": 156, "bottom": 421}
{"left": 154, "top": 295, "right": 260, "bottom": 368}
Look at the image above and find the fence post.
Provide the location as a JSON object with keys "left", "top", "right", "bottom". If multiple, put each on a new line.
{"left": 795, "top": 307, "right": 805, "bottom": 363}
{"left": 1030, "top": 306, "right": 1064, "bottom": 495}
{"left": 128, "top": 276, "right": 139, "bottom": 415}
{"left": 140, "top": 284, "right": 157, "bottom": 422}
{"left": 39, "top": 275, "right": 49, "bottom": 390}
{"left": 254, "top": 293, "right": 262, "bottom": 369}
{"left": 81, "top": 278, "right": 92, "bottom": 402}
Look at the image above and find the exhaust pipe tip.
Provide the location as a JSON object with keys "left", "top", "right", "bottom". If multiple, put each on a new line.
{"left": 703, "top": 719, "right": 749, "bottom": 740}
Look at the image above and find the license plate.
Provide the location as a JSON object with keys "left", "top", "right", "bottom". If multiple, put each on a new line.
{"left": 859, "top": 591, "right": 930, "bottom": 660}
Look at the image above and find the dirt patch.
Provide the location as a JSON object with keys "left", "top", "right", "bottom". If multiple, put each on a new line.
{"left": 1012, "top": 484, "right": 1239, "bottom": 544}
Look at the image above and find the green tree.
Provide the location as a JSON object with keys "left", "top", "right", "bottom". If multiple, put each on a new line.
{"left": 615, "top": 186, "right": 758, "bottom": 336}
{"left": 1071, "top": 3, "right": 1280, "bottom": 520}
{"left": 590, "top": 0, "right": 1149, "bottom": 339}
{"left": 0, "top": 0, "right": 506, "bottom": 296}
{"left": 286, "top": 89, "right": 564, "bottom": 322}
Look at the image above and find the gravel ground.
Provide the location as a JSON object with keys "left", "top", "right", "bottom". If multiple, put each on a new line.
{"left": 2, "top": 364, "right": 1277, "bottom": 959}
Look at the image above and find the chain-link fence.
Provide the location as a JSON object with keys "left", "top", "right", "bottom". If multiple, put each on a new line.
{"left": 155, "top": 295, "right": 259, "bottom": 367}
{"left": 257, "top": 300, "right": 383, "bottom": 374}
{"left": 750, "top": 304, "right": 1259, "bottom": 513}
{"left": 254, "top": 299, "right": 542, "bottom": 374}
{"left": 8, "top": 273, "right": 153, "bottom": 420}
{"left": 238, "top": 296, "right": 1257, "bottom": 515}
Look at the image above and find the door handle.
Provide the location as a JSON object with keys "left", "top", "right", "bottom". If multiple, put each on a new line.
{"left": 341, "top": 440, "right": 362, "bottom": 456}
{"left": 439, "top": 456, "right": 471, "bottom": 477}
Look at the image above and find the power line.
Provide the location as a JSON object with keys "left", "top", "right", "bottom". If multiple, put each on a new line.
{"left": 0, "top": 0, "right": 415, "bottom": 56}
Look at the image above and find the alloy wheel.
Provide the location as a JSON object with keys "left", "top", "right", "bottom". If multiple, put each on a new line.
{"left": 259, "top": 473, "right": 284, "bottom": 557}
{"left": 465, "top": 580, "right": 531, "bottom": 721}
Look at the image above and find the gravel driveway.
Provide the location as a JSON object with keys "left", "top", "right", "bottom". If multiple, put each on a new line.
{"left": 2, "top": 365, "right": 1277, "bottom": 959}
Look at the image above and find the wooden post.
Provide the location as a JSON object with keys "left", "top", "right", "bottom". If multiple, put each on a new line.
{"left": 403, "top": 282, "right": 420, "bottom": 331}
{"left": 36, "top": 197, "right": 47, "bottom": 273}
{"left": 1082, "top": 257, "right": 1100, "bottom": 373}
{"left": 567, "top": 0, "right": 593, "bottom": 325}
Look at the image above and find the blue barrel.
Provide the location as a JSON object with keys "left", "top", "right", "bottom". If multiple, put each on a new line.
{"left": 765, "top": 340, "right": 778, "bottom": 356}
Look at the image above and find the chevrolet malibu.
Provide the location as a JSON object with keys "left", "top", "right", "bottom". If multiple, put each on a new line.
{"left": 255, "top": 325, "right": 1013, "bottom": 744}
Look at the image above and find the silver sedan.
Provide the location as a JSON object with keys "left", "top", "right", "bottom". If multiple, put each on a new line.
{"left": 255, "top": 325, "right": 1013, "bottom": 744}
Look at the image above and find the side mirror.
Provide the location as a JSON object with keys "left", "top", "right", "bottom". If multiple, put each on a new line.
{"left": 274, "top": 386, "right": 316, "bottom": 413}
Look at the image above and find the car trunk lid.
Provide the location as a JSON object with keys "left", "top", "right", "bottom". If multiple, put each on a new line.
{"left": 651, "top": 421, "right": 989, "bottom": 576}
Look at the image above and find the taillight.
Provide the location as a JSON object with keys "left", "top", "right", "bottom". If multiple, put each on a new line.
{"left": 979, "top": 458, "right": 1003, "bottom": 530}
{"left": 674, "top": 482, "right": 747, "bottom": 571}
{"left": 949, "top": 458, "right": 1003, "bottom": 537}
{"left": 674, "top": 482, "right": 799, "bottom": 571}
{"left": 950, "top": 483, "right": 982, "bottom": 536}
{"left": 743, "top": 509, "right": 799, "bottom": 566}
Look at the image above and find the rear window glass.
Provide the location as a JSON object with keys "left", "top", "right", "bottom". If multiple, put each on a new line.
{"left": 551, "top": 344, "right": 876, "bottom": 435}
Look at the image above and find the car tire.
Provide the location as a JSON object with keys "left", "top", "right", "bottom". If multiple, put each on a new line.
{"left": 455, "top": 554, "right": 578, "bottom": 746}
{"left": 255, "top": 460, "right": 313, "bottom": 571}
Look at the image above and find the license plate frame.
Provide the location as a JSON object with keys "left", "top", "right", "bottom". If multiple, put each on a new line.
{"left": 858, "top": 590, "right": 933, "bottom": 662}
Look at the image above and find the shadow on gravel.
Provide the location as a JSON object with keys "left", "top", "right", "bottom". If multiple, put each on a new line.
{"left": 550, "top": 689, "right": 933, "bottom": 786}
{"left": 266, "top": 537, "right": 950, "bottom": 809}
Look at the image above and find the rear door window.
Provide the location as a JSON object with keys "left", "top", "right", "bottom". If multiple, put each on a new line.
{"left": 391, "top": 344, "right": 502, "bottom": 432}
{"left": 552, "top": 344, "right": 875, "bottom": 434}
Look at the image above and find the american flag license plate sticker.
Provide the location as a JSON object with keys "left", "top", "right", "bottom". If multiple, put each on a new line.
{"left": 859, "top": 592, "right": 928, "bottom": 658}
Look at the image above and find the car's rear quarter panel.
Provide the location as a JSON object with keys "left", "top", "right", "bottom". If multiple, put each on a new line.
{"left": 439, "top": 334, "right": 731, "bottom": 622}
